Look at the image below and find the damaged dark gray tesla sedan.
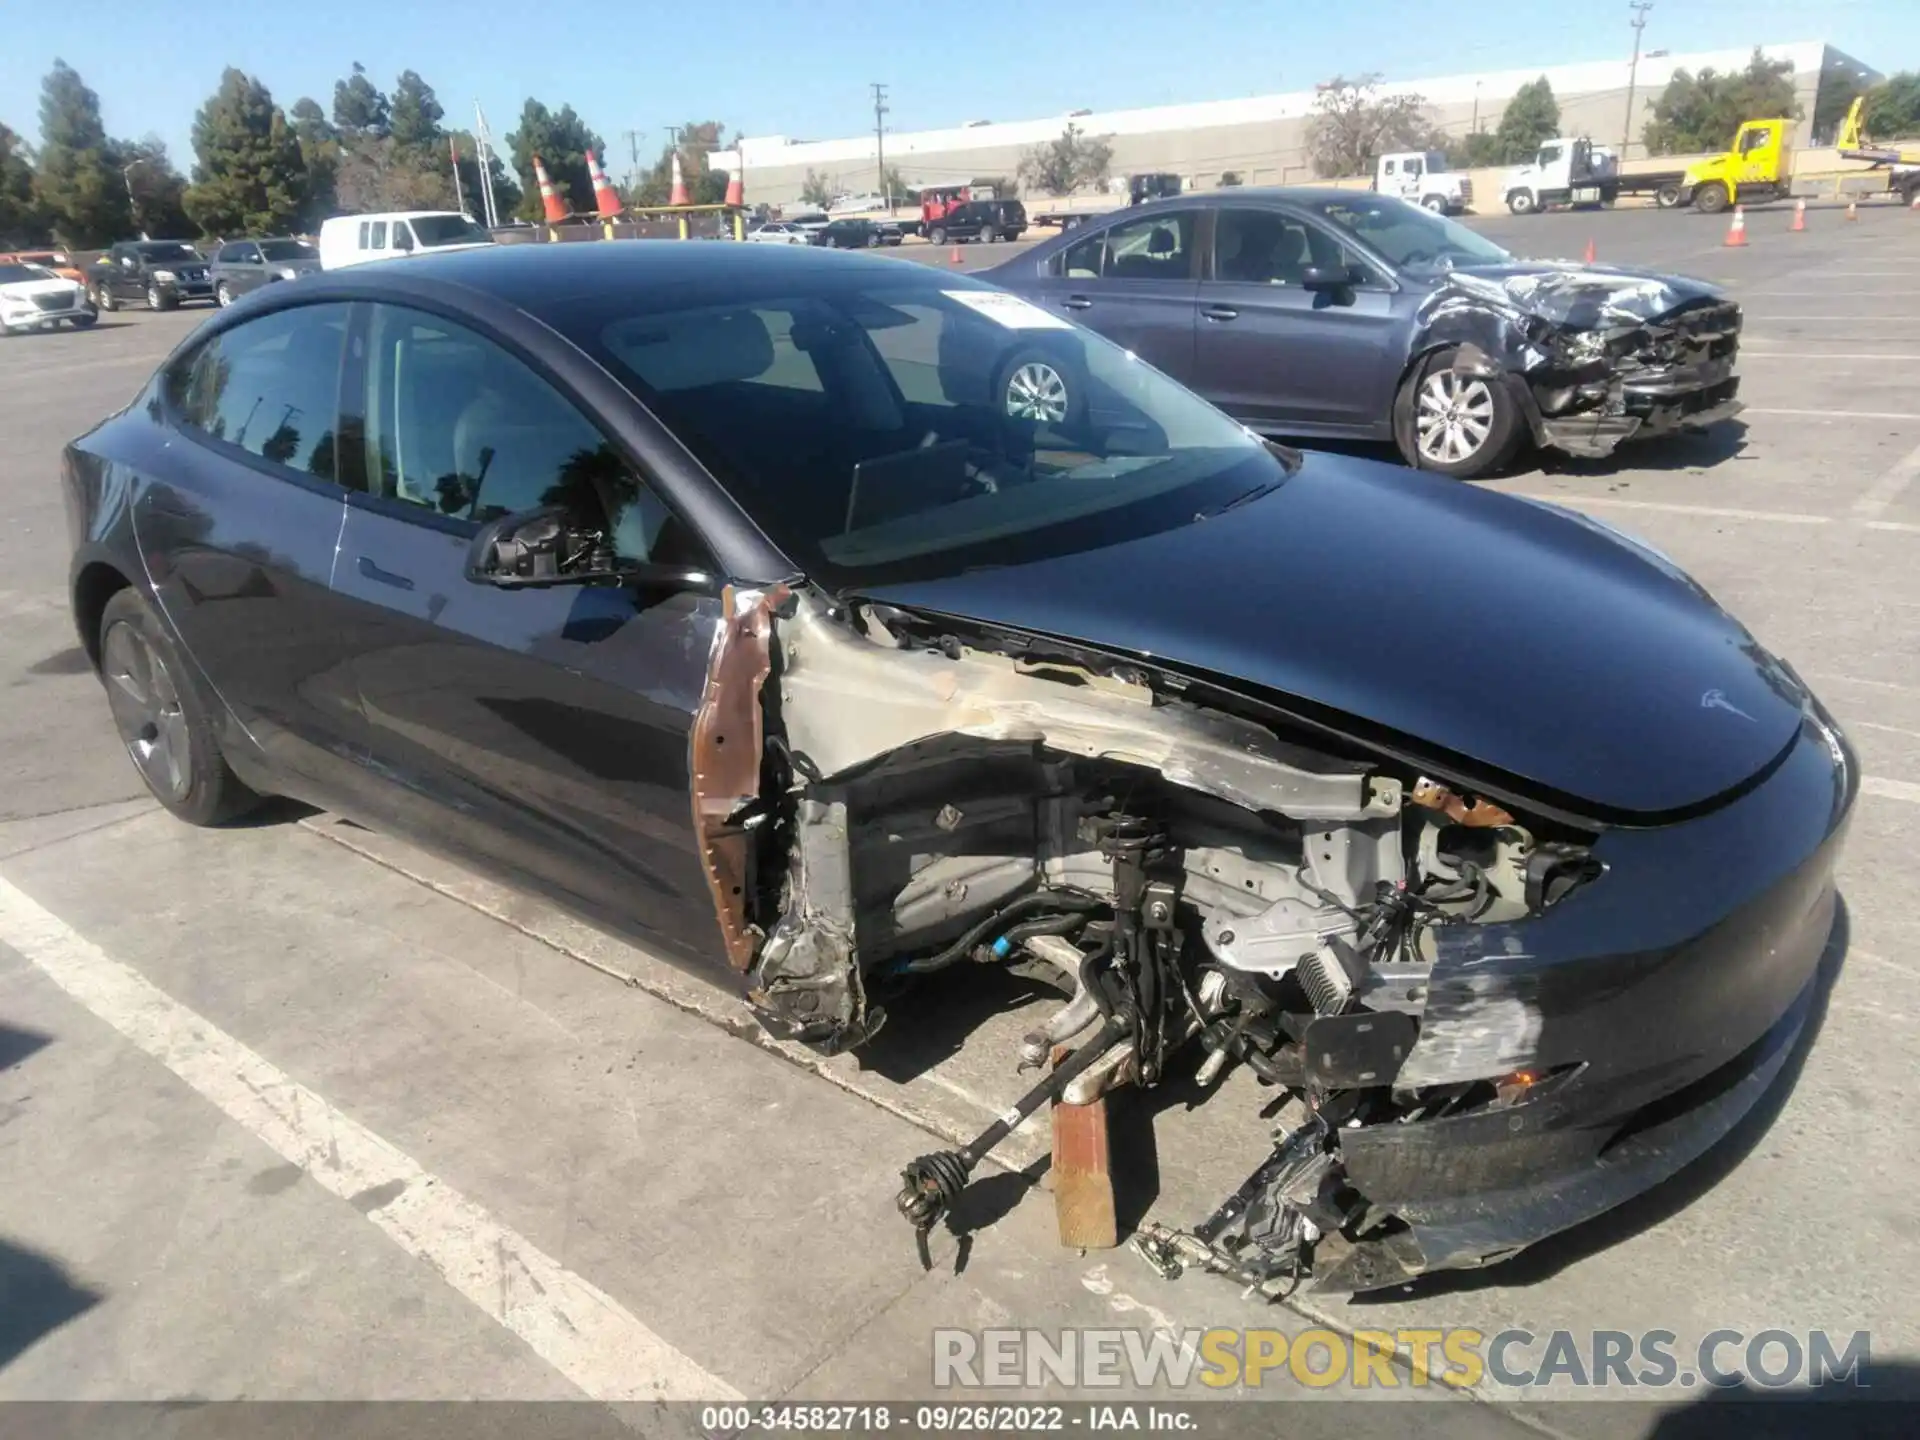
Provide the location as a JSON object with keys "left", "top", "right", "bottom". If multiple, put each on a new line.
{"left": 984, "top": 188, "right": 1744, "bottom": 478}
{"left": 63, "top": 243, "right": 1849, "bottom": 1297}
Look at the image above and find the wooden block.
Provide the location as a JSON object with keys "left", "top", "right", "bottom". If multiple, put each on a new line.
{"left": 1052, "top": 1094, "right": 1118, "bottom": 1250}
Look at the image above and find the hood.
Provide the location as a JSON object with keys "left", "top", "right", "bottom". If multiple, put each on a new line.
{"left": 0, "top": 276, "right": 85, "bottom": 301}
{"left": 1435, "top": 262, "right": 1730, "bottom": 330}
{"left": 857, "top": 455, "right": 1803, "bottom": 819}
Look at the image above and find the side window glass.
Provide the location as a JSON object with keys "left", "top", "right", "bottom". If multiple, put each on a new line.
{"left": 1213, "top": 210, "right": 1317, "bottom": 286}
{"left": 1058, "top": 230, "right": 1104, "bottom": 278}
{"left": 1383, "top": 160, "right": 1396, "bottom": 176}
{"left": 357, "top": 221, "right": 371, "bottom": 248}
{"left": 369, "top": 221, "right": 388, "bottom": 248}
{"left": 359, "top": 305, "right": 699, "bottom": 565}
{"left": 173, "top": 303, "right": 350, "bottom": 480}
{"left": 1099, "top": 211, "right": 1196, "bottom": 280}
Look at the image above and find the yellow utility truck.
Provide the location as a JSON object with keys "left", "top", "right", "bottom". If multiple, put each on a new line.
{"left": 1621, "top": 116, "right": 1795, "bottom": 213}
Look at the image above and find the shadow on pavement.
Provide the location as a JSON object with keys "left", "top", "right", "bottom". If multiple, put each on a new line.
{"left": 1530, "top": 419, "right": 1752, "bottom": 478}
{"left": 0, "top": 1022, "right": 52, "bottom": 1072}
{"left": 0, "top": 1236, "right": 101, "bottom": 1371}
{"left": 1353, "top": 897, "right": 1850, "bottom": 1304}
{"left": 1640, "top": 1361, "right": 1918, "bottom": 1440}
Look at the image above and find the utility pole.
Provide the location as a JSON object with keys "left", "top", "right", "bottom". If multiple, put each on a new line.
{"left": 1622, "top": 1, "right": 1653, "bottom": 162}
{"left": 871, "top": 82, "right": 890, "bottom": 210}
{"left": 622, "top": 129, "right": 645, "bottom": 189}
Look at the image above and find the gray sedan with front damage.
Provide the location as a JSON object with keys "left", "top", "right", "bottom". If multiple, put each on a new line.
{"left": 984, "top": 188, "right": 1742, "bottom": 478}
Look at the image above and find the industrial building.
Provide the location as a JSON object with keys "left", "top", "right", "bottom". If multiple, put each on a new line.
{"left": 709, "top": 40, "right": 1877, "bottom": 209}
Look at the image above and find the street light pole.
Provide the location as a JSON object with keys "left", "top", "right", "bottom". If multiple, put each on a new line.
{"left": 1622, "top": 1, "right": 1653, "bottom": 162}
{"left": 121, "top": 159, "right": 146, "bottom": 239}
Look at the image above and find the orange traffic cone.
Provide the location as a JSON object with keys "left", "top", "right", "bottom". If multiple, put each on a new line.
{"left": 1845, "top": 198, "right": 1859, "bottom": 222}
{"left": 1582, "top": 237, "right": 1596, "bottom": 264}
{"left": 1723, "top": 206, "right": 1747, "bottom": 247}
{"left": 669, "top": 152, "right": 690, "bottom": 207}
{"left": 532, "top": 154, "right": 568, "bottom": 224}
{"left": 950, "top": 245, "right": 963, "bottom": 264}
{"left": 1791, "top": 198, "right": 1806, "bottom": 231}
{"left": 586, "top": 150, "right": 622, "bottom": 218}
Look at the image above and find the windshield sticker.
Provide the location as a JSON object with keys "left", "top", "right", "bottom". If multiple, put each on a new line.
{"left": 943, "top": 290, "right": 1073, "bottom": 330}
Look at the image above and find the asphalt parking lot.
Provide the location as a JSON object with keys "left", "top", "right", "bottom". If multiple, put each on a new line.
{"left": 1, "top": 200, "right": 1916, "bottom": 1431}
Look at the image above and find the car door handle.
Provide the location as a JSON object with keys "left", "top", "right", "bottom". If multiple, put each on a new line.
{"left": 1202, "top": 306, "right": 1239, "bottom": 322}
{"left": 357, "top": 556, "right": 415, "bottom": 591}
{"left": 1060, "top": 295, "right": 1093, "bottom": 310}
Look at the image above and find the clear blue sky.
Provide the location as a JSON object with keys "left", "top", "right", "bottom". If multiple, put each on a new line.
{"left": 4, "top": 0, "right": 1912, "bottom": 175}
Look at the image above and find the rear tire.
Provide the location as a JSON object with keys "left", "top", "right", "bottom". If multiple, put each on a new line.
{"left": 981, "top": 226, "right": 999, "bottom": 243}
{"left": 929, "top": 226, "right": 946, "bottom": 246}
{"left": 1396, "top": 348, "right": 1524, "bottom": 480}
{"left": 1654, "top": 183, "right": 1683, "bottom": 209}
{"left": 97, "top": 589, "right": 263, "bottom": 827}
{"left": 1694, "top": 182, "right": 1731, "bottom": 215}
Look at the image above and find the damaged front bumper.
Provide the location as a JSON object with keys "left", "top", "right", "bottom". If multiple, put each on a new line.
{"left": 1152, "top": 701, "right": 1855, "bottom": 1295}
{"left": 1536, "top": 372, "right": 1743, "bottom": 459}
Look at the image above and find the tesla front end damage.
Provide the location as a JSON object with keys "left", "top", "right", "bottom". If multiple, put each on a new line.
{"left": 1416, "top": 266, "right": 1744, "bottom": 461}
{"left": 691, "top": 579, "right": 1854, "bottom": 1296}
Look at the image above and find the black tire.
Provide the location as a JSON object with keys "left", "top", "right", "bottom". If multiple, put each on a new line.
{"left": 1694, "top": 182, "right": 1731, "bottom": 215}
{"left": 95, "top": 283, "right": 117, "bottom": 312}
{"left": 929, "top": 226, "right": 946, "bottom": 246}
{"left": 1395, "top": 348, "right": 1525, "bottom": 480}
{"left": 1506, "top": 190, "right": 1537, "bottom": 215}
{"left": 69, "top": 313, "right": 97, "bottom": 328}
{"left": 865, "top": 231, "right": 881, "bottom": 248}
{"left": 216, "top": 281, "right": 235, "bottom": 307}
{"left": 1421, "top": 195, "right": 1448, "bottom": 213}
{"left": 1654, "top": 183, "right": 1683, "bottom": 209}
{"left": 981, "top": 225, "right": 998, "bottom": 244}
{"left": 147, "top": 283, "right": 177, "bottom": 311}
{"left": 96, "top": 588, "right": 263, "bottom": 826}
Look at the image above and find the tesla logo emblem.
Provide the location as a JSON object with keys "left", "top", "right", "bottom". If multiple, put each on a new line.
{"left": 1701, "top": 689, "right": 1756, "bottom": 722}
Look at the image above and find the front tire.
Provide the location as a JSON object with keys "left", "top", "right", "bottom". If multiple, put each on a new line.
{"left": 216, "top": 281, "right": 235, "bottom": 307}
{"left": 147, "top": 283, "right": 177, "bottom": 311}
{"left": 1421, "top": 195, "right": 1448, "bottom": 213}
{"left": 995, "top": 346, "right": 1082, "bottom": 432}
{"left": 1398, "top": 349, "right": 1524, "bottom": 480}
{"left": 95, "top": 283, "right": 117, "bottom": 312}
{"left": 1507, "top": 190, "right": 1537, "bottom": 215}
{"left": 69, "top": 313, "right": 97, "bottom": 329}
{"left": 1694, "top": 182, "right": 1731, "bottom": 215}
{"left": 97, "top": 589, "right": 263, "bottom": 826}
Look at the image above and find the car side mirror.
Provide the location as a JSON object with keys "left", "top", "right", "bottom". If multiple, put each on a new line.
{"left": 465, "top": 505, "right": 718, "bottom": 595}
{"left": 394, "top": 233, "right": 414, "bottom": 253}
{"left": 1301, "top": 265, "right": 1355, "bottom": 294}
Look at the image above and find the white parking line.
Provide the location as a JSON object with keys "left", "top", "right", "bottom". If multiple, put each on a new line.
{"left": 1745, "top": 408, "right": 1920, "bottom": 421}
{"left": 1864, "top": 777, "right": 1920, "bottom": 805}
{"left": 1737, "top": 316, "right": 1920, "bottom": 322}
{"left": 0, "top": 874, "right": 740, "bottom": 1404}
{"left": 1740, "top": 351, "right": 1920, "bottom": 361}
{"left": 1508, "top": 493, "right": 1829, "bottom": 526}
{"left": 1852, "top": 438, "right": 1920, "bottom": 519}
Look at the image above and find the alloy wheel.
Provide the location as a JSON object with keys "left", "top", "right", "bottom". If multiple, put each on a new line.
{"left": 101, "top": 621, "right": 192, "bottom": 802}
{"left": 217, "top": 282, "right": 234, "bottom": 307}
{"left": 1005, "top": 361, "right": 1069, "bottom": 424}
{"left": 1415, "top": 370, "right": 1495, "bottom": 466}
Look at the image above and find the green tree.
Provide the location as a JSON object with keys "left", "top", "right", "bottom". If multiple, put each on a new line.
{"left": 505, "top": 99, "right": 602, "bottom": 220}
{"left": 1642, "top": 49, "right": 1801, "bottom": 156}
{"left": 799, "top": 168, "right": 833, "bottom": 208}
{"left": 1861, "top": 72, "right": 1920, "bottom": 140}
{"left": 31, "top": 60, "right": 130, "bottom": 246}
{"left": 114, "top": 136, "right": 190, "bottom": 237}
{"left": 289, "top": 97, "right": 339, "bottom": 222}
{"left": 1493, "top": 76, "right": 1560, "bottom": 163}
{"left": 1016, "top": 123, "right": 1114, "bottom": 195}
{"left": 332, "top": 62, "right": 389, "bottom": 139}
{"left": 184, "top": 68, "right": 310, "bottom": 238}
{"left": 1305, "top": 74, "right": 1440, "bottom": 178}
{"left": 389, "top": 70, "right": 445, "bottom": 151}
{"left": 332, "top": 136, "right": 454, "bottom": 212}
{"left": 447, "top": 130, "right": 520, "bottom": 219}
{"left": 0, "top": 123, "right": 42, "bottom": 246}
{"left": 1443, "top": 130, "right": 1505, "bottom": 168}
{"left": 1813, "top": 68, "right": 1868, "bottom": 145}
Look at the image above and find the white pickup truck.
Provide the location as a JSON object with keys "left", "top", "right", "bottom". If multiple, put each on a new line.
{"left": 1372, "top": 151, "right": 1473, "bottom": 214}
{"left": 1503, "top": 137, "right": 1619, "bottom": 214}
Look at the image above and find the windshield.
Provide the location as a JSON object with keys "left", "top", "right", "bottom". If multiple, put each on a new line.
{"left": 1423, "top": 151, "right": 1451, "bottom": 172}
{"left": 0, "top": 264, "right": 54, "bottom": 284}
{"left": 1301, "top": 195, "right": 1511, "bottom": 276}
{"left": 560, "top": 276, "right": 1286, "bottom": 589}
{"left": 137, "top": 242, "right": 202, "bottom": 261}
{"left": 258, "top": 239, "right": 317, "bottom": 261}
{"left": 410, "top": 215, "right": 492, "bottom": 247}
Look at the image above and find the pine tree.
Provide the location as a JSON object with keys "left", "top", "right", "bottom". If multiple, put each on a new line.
{"left": 1493, "top": 77, "right": 1561, "bottom": 164}
{"left": 332, "top": 62, "right": 389, "bottom": 139}
{"left": 289, "top": 97, "right": 340, "bottom": 223}
{"left": 113, "top": 136, "right": 191, "bottom": 238}
{"left": 31, "top": 60, "right": 130, "bottom": 246}
{"left": 0, "top": 123, "right": 42, "bottom": 246}
{"left": 389, "top": 71, "right": 445, "bottom": 151}
{"left": 506, "top": 100, "right": 602, "bottom": 220}
{"left": 184, "top": 69, "right": 310, "bottom": 238}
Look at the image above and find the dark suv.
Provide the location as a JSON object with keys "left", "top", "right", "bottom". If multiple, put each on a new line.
{"left": 90, "top": 240, "right": 213, "bottom": 311}
{"left": 927, "top": 199, "right": 1027, "bottom": 246}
